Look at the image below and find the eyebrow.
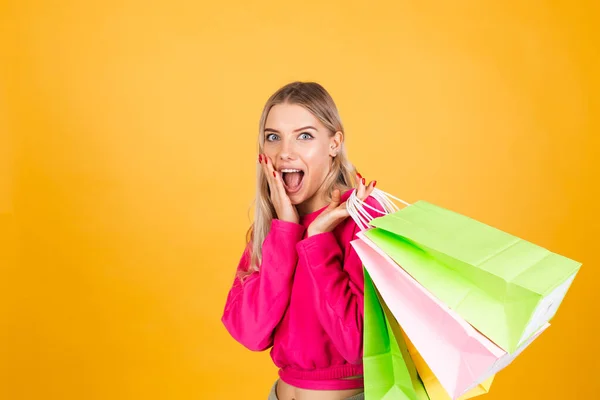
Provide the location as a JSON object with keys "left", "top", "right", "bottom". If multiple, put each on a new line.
{"left": 264, "top": 126, "right": 318, "bottom": 133}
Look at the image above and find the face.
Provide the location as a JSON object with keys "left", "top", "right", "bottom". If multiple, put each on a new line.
{"left": 263, "top": 103, "right": 342, "bottom": 214}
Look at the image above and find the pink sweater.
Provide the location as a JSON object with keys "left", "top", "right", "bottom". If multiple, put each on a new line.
{"left": 221, "top": 189, "right": 383, "bottom": 390}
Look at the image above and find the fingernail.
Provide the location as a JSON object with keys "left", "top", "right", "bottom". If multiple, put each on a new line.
{"left": 357, "top": 172, "right": 362, "bottom": 179}
{"left": 373, "top": 180, "right": 377, "bottom": 187}
{"left": 258, "top": 155, "right": 262, "bottom": 163}
{"left": 273, "top": 171, "right": 276, "bottom": 178}
{"left": 362, "top": 178, "right": 365, "bottom": 185}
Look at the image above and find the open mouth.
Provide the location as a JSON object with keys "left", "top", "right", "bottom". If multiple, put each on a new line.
{"left": 280, "top": 169, "right": 305, "bottom": 194}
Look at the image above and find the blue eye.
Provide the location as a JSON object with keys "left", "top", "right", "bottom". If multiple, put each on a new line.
{"left": 298, "top": 132, "right": 313, "bottom": 140}
{"left": 266, "top": 133, "right": 279, "bottom": 141}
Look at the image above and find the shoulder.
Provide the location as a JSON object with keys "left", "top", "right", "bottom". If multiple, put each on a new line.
{"left": 362, "top": 194, "right": 386, "bottom": 218}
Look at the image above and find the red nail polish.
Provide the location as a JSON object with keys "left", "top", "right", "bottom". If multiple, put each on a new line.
{"left": 357, "top": 172, "right": 362, "bottom": 179}
{"left": 273, "top": 171, "right": 276, "bottom": 178}
{"left": 373, "top": 180, "right": 377, "bottom": 187}
{"left": 258, "top": 155, "right": 262, "bottom": 163}
{"left": 362, "top": 178, "right": 365, "bottom": 185}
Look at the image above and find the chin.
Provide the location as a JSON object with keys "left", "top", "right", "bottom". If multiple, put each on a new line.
{"left": 287, "top": 192, "right": 306, "bottom": 205}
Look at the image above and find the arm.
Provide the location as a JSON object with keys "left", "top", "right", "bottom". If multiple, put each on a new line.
{"left": 296, "top": 195, "right": 383, "bottom": 364}
{"left": 221, "top": 219, "right": 306, "bottom": 351}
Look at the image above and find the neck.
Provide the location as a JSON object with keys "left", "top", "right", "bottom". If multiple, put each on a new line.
{"left": 296, "top": 188, "right": 329, "bottom": 216}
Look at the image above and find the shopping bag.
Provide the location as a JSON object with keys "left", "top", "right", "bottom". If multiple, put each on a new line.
{"left": 363, "top": 268, "right": 429, "bottom": 400}
{"left": 353, "top": 235, "right": 548, "bottom": 399}
{"left": 385, "top": 306, "right": 495, "bottom": 400}
{"left": 400, "top": 331, "right": 494, "bottom": 400}
{"left": 378, "top": 292, "right": 495, "bottom": 400}
{"left": 350, "top": 189, "right": 581, "bottom": 353}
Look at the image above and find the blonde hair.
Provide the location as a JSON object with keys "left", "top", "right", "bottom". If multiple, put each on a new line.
{"left": 240, "top": 81, "right": 357, "bottom": 280}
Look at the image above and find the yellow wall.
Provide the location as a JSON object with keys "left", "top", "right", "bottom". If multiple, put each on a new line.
{"left": 2, "top": 1, "right": 598, "bottom": 398}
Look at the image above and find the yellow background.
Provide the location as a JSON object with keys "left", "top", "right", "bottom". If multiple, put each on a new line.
{"left": 2, "top": 1, "right": 599, "bottom": 399}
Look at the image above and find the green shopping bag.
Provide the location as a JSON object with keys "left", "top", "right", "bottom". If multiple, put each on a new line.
{"left": 363, "top": 268, "right": 429, "bottom": 400}
{"left": 364, "top": 199, "right": 582, "bottom": 353}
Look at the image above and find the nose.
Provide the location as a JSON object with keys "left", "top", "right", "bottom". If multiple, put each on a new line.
{"left": 278, "top": 137, "right": 296, "bottom": 160}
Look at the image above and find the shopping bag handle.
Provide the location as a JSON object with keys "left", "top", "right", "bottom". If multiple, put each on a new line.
{"left": 347, "top": 187, "right": 412, "bottom": 231}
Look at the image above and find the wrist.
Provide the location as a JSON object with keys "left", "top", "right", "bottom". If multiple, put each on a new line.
{"left": 279, "top": 217, "right": 299, "bottom": 225}
{"left": 307, "top": 229, "right": 319, "bottom": 237}
{"left": 307, "top": 227, "right": 329, "bottom": 237}
{"left": 274, "top": 217, "right": 301, "bottom": 226}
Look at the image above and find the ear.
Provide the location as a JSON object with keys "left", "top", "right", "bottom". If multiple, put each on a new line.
{"left": 329, "top": 131, "right": 344, "bottom": 157}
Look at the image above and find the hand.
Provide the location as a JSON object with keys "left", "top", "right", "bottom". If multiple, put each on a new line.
{"left": 260, "top": 154, "right": 299, "bottom": 224}
{"left": 306, "top": 173, "right": 376, "bottom": 237}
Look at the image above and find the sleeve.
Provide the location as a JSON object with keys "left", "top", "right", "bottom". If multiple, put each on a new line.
{"left": 221, "top": 219, "right": 306, "bottom": 351}
{"left": 295, "top": 195, "right": 384, "bottom": 364}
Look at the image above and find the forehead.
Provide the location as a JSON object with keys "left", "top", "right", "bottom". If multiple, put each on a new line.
{"left": 265, "top": 103, "right": 326, "bottom": 132}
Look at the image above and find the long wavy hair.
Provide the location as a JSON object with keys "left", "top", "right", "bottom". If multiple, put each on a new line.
{"left": 240, "top": 81, "right": 357, "bottom": 280}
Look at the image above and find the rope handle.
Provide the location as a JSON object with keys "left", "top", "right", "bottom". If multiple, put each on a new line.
{"left": 347, "top": 187, "right": 412, "bottom": 231}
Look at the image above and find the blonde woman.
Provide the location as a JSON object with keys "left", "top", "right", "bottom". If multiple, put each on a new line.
{"left": 222, "top": 81, "right": 382, "bottom": 400}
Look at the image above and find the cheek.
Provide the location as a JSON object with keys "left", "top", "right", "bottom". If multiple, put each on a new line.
{"left": 302, "top": 147, "right": 330, "bottom": 169}
{"left": 262, "top": 145, "right": 277, "bottom": 159}
{"left": 303, "top": 151, "right": 331, "bottom": 184}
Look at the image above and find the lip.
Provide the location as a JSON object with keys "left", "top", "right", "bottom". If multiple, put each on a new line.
{"left": 278, "top": 166, "right": 304, "bottom": 173}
